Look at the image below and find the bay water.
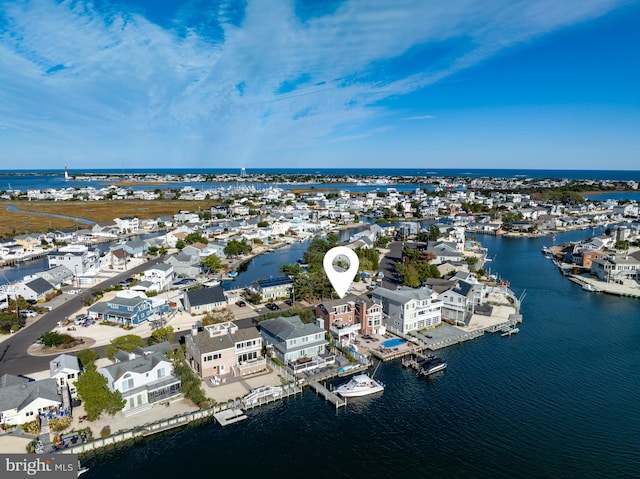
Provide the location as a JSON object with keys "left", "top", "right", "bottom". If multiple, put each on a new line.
{"left": 80, "top": 229, "right": 639, "bottom": 478}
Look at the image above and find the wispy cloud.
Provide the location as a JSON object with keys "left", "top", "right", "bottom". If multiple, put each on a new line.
{"left": 0, "top": 0, "right": 628, "bottom": 167}
{"left": 402, "top": 115, "right": 435, "bottom": 121}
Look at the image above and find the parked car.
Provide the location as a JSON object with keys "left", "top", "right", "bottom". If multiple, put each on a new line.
{"left": 20, "top": 310, "right": 37, "bottom": 318}
{"left": 265, "top": 302, "right": 280, "bottom": 311}
{"left": 284, "top": 298, "right": 294, "bottom": 306}
{"left": 236, "top": 300, "right": 247, "bottom": 307}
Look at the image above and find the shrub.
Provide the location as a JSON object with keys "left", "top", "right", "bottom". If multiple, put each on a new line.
{"left": 100, "top": 426, "right": 111, "bottom": 438}
{"left": 49, "top": 416, "right": 72, "bottom": 433}
{"left": 21, "top": 420, "right": 40, "bottom": 435}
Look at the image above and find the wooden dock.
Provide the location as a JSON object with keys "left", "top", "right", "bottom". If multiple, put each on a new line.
{"left": 214, "top": 408, "right": 247, "bottom": 426}
{"left": 309, "top": 380, "right": 347, "bottom": 409}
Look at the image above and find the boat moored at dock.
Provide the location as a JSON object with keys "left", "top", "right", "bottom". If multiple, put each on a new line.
{"left": 416, "top": 355, "right": 447, "bottom": 376}
{"left": 335, "top": 374, "right": 384, "bottom": 397}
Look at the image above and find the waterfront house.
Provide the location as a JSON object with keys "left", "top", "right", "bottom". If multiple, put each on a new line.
{"left": 119, "top": 239, "right": 148, "bottom": 258}
{"left": 259, "top": 315, "right": 330, "bottom": 372}
{"left": 92, "top": 220, "right": 120, "bottom": 237}
{"left": 0, "top": 375, "right": 62, "bottom": 427}
{"left": 49, "top": 354, "right": 81, "bottom": 400}
{"left": 47, "top": 244, "right": 100, "bottom": 275}
{"left": 164, "top": 251, "right": 202, "bottom": 277}
{"left": 425, "top": 241, "right": 462, "bottom": 265}
{"left": 591, "top": 253, "right": 640, "bottom": 283}
{"left": 354, "top": 298, "right": 385, "bottom": 336}
{"left": 249, "top": 276, "right": 294, "bottom": 302}
{"left": 14, "top": 233, "right": 41, "bottom": 252}
{"left": 114, "top": 216, "right": 140, "bottom": 234}
{"left": 14, "top": 277, "right": 55, "bottom": 302}
{"left": 315, "top": 298, "right": 361, "bottom": 347}
{"left": 372, "top": 286, "right": 442, "bottom": 334}
{"left": 87, "top": 291, "right": 169, "bottom": 326}
{"left": 30, "top": 265, "right": 74, "bottom": 289}
{"left": 437, "top": 279, "right": 485, "bottom": 325}
{"left": 98, "top": 346, "right": 181, "bottom": 415}
{"left": 185, "top": 322, "right": 265, "bottom": 378}
{"left": 183, "top": 286, "right": 228, "bottom": 314}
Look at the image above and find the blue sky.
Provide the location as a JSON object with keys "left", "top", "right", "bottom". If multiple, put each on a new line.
{"left": 1, "top": 0, "right": 638, "bottom": 170}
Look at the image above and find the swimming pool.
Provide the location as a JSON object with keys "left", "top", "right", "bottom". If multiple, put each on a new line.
{"left": 382, "top": 338, "right": 406, "bottom": 348}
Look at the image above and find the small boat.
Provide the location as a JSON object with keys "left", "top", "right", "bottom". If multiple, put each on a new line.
{"left": 416, "top": 356, "right": 447, "bottom": 376}
{"left": 582, "top": 283, "right": 597, "bottom": 292}
{"left": 337, "top": 364, "right": 361, "bottom": 377}
{"left": 335, "top": 374, "right": 384, "bottom": 397}
{"left": 501, "top": 327, "right": 520, "bottom": 337}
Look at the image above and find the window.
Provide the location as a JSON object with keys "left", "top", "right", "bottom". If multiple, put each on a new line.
{"left": 122, "top": 375, "right": 134, "bottom": 391}
{"left": 157, "top": 368, "right": 165, "bottom": 379}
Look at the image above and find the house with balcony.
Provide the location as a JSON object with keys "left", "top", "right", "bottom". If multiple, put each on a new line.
{"left": 315, "top": 298, "right": 361, "bottom": 347}
{"left": 259, "top": 315, "right": 330, "bottom": 373}
{"left": 47, "top": 244, "right": 100, "bottom": 275}
{"left": 372, "top": 286, "right": 442, "bottom": 335}
{"left": 49, "top": 354, "right": 81, "bottom": 400}
{"left": 138, "top": 263, "right": 174, "bottom": 292}
{"left": 185, "top": 322, "right": 265, "bottom": 378}
{"left": 0, "top": 375, "right": 62, "bottom": 427}
{"left": 98, "top": 344, "right": 181, "bottom": 415}
{"left": 437, "top": 279, "right": 485, "bottom": 325}
{"left": 87, "top": 291, "right": 169, "bottom": 327}
{"left": 114, "top": 216, "right": 140, "bottom": 234}
{"left": 354, "top": 299, "right": 385, "bottom": 336}
{"left": 591, "top": 253, "right": 640, "bottom": 283}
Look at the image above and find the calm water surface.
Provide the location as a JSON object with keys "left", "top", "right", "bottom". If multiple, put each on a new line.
{"left": 73, "top": 230, "right": 640, "bottom": 478}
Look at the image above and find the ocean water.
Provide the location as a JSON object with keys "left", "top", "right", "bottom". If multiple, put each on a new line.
{"left": 79, "top": 229, "right": 640, "bottom": 479}
{"left": 1, "top": 168, "right": 639, "bottom": 192}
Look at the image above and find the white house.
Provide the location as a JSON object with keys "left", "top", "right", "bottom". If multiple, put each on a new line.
{"left": 98, "top": 344, "right": 181, "bottom": 415}
{"left": 372, "top": 286, "right": 443, "bottom": 334}
{"left": 0, "top": 375, "right": 62, "bottom": 427}
{"left": 49, "top": 354, "right": 82, "bottom": 400}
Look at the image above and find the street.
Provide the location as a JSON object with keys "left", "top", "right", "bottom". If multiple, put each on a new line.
{"left": 0, "top": 257, "right": 163, "bottom": 376}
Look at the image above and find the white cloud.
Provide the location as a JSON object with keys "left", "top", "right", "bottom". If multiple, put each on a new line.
{"left": 0, "top": 0, "right": 627, "bottom": 167}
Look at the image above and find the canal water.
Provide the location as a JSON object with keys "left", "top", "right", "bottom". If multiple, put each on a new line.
{"left": 80, "top": 228, "right": 639, "bottom": 479}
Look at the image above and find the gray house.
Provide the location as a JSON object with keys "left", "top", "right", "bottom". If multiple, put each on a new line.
{"left": 183, "top": 286, "right": 228, "bottom": 314}
{"left": 259, "top": 315, "right": 328, "bottom": 367}
{"left": 165, "top": 252, "right": 202, "bottom": 278}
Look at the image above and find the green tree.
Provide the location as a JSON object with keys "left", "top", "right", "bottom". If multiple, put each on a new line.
{"left": 75, "top": 363, "right": 125, "bottom": 421}
{"left": 201, "top": 254, "right": 223, "bottom": 273}
{"left": 105, "top": 334, "right": 145, "bottom": 361}
{"left": 185, "top": 232, "right": 208, "bottom": 245}
{"left": 39, "top": 331, "right": 74, "bottom": 347}
{"left": 77, "top": 349, "right": 98, "bottom": 368}
{"left": 148, "top": 326, "right": 175, "bottom": 345}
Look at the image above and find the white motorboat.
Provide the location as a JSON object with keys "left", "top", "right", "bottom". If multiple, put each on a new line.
{"left": 501, "top": 327, "right": 520, "bottom": 337}
{"left": 335, "top": 374, "right": 384, "bottom": 398}
{"left": 582, "top": 283, "right": 597, "bottom": 292}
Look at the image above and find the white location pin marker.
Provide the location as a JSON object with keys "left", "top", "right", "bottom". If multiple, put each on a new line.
{"left": 323, "top": 246, "right": 359, "bottom": 299}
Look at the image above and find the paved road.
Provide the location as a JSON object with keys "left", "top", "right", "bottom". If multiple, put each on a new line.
{"left": 0, "top": 257, "right": 164, "bottom": 376}
{"left": 378, "top": 241, "right": 403, "bottom": 290}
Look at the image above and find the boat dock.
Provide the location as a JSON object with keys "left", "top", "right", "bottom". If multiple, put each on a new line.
{"left": 308, "top": 380, "right": 347, "bottom": 409}
{"left": 213, "top": 408, "right": 247, "bottom": 426}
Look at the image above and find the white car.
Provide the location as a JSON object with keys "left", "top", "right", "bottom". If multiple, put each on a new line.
{"left": 21, "top": 310, "right": 37, "bottom": 318}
